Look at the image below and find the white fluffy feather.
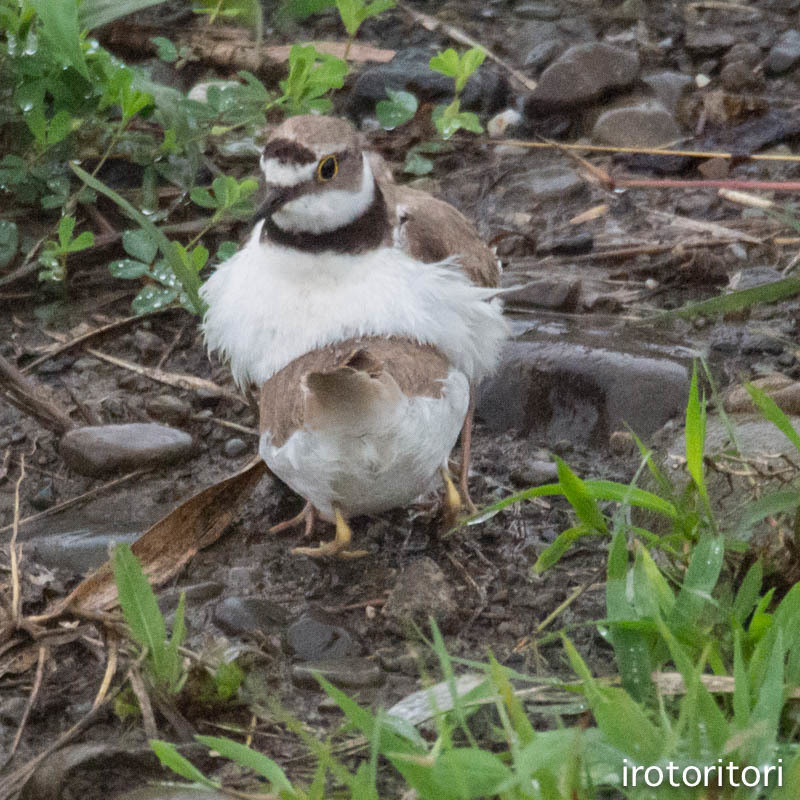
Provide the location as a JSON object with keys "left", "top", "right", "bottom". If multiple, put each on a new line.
{"left": 259, "top": 158, "right": 317, "bottom": 187}
{"left": 200, "top": 224, "right": 508, "bottom": 387}
{"left": 260, "top": 368, "right": 469, "bottom": 520}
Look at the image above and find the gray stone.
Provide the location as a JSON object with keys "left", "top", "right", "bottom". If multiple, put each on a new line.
{"left": 477, "top": 321, "right": 692, "bottom": 448}
{"left": 291, "top": 657, "right": 384, "bottom": 689}
{"left": 525, "top": 43, "right": 639, "bottom": 109}
{"left": 510, "top": 459, "right": 559, "bottom": 487}
{"left": 723, "top": 42, "right": 762, "bottom": 67}
{"left": 383, "top": 557, "right": 458, "bottom": 634}
{"left": 641, "top": 71, "right": 693, "bottom": 115}
{"left": 720, "top": 61, "right": 764, "bottom": 92}
{"left": 160, "top": 581, "right": 224, "bottom": 614}
{"left": 31, "top": 528, "right": 139, "bottom": 573}
{"left": 526, "top": 165, "right": 584, "bottom": 200}
{"left": 145, "top": 394, "right": 192, "bottom": 425}
{"left": 685, "top": 28, "right": 736, "bottom": 55}
{"left": 524, "top": 39, "right": 566, "bottom": 70}
{"left": 767, "top": 29, "right": 800, "bottom": 74}
{"left": 285, "top": 612, "right": 360, "bottom": 661}
{"left": 503, "top": 278, "right": 581, "bottom": 312}
{"left": 213, "top": 596, "right": 291, "bottom": 637}
{"left": 592, "top": 100, "right": 681, "bottom": 147}
{"left": 516, "top": 2, "right": 561, "bottom": 19}
{"left": 741, "top": 331, "right": 785, "bottom": 355}
{"left": 60, "top": 423, "right": 195, "bottom": 476}
{"left": 133, "top": 329, "right": 164, "bottom": 360}
{"left": 223, "top": 437, "right": 248, "bottom": 458}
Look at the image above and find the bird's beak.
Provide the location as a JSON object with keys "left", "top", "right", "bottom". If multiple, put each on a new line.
{"left": 254, "top": 185, "right": 287, "bottom": 220}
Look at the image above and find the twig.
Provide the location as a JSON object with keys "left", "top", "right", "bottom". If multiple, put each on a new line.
{"left": 192, "top": 415, "right": 258, "bottom": 436}
{"left": 7, "top": 645, "right": 47, "bottom": 763}
{"left": 156, "top": 320, "right": 190, "bottom": 370}
{"left": 0, "top": 469, "right": 149, "bottom": 536}
{"left": 0, "top": 354, "right": 75, "bottom": 435}
{"left": 9, "top": 453, "right": 25, "bottom": 625}
{"left": 92, "top": 633, "right": 118, "bottom": 710}
{"left": 129, "top": 667, "right": 158, "bottom": 740}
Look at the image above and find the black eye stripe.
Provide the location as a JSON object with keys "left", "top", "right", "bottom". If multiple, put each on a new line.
{"left": 262, "top": 139, "right": 316, "bottom": 164}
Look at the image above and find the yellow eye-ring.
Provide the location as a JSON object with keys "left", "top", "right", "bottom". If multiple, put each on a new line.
{"left": 316, "top": 154, "right": 338, "bottom": 182}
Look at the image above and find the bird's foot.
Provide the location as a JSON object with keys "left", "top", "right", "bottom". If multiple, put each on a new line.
{"left": 440, "top": 466, "right": 466, "bottom": 531}
{"left": 292, "top": 507, "right": 368, "bottom": 559}
{"left": 268, "top": 501, "right": 316, "bottom": 537}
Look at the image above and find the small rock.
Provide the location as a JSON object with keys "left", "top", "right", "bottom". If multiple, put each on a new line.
{"left": 766, "top": 29, "right": 800, "bottom": 74}
{"left": 213, "top": 596, "right": 291, "bottom": 637}
{"left": 536, "top": 232, "right": 594, "bottom": 256}
{"left": 510, "top": 459, "right": 558, "bottom": 487}
{"left": 73, "top": 356, "right": 101, "bottom": 372}
{"left": 223, "top": 437, "right": 248, "bottom": 458}
{"left": 383, "top": 557, "right": 458, "bottom": 634}
{"left": 145, "top": 394, "right": 192, "bottom": 425}
{"left": 685, "top": 28, "right": 736, "bottom": 55}
{"left": 609, "top": 430, "right": 636, "bottom": 456}
{"left": 709, "top": 325, "right": 743, "bottom": 355}
{"left": 526, "top": 165, "right": 584, "bottom": 200}
{"left": 524, "top": 38, "right": 566, "bottom": 69}
{"left": 285, "top": 613, "right": 360, "bottom": 661}
{"left": 694, "top": 73, "right": 711, "bottom": 88}
{"left": 291, "top": 657, "right": 384, "bottom": 689}
{"left": 487, "top": 108, "right": 523, "bottom": 138}
{"left": 720, "top": 61, "right": 764, "bottom": 92}
{"left": 516, "top": 2, "right": 561, "bottom": 19}
{"left": 60, "top": 423, "right": 195, "bottom": 477}
{"left": 133, "top": 329, "right": 164, "bottom": 360}
{"left": 723, "top": 42, "right": 762, "bottom": 67}
{"left": 160, "top": 581, "right": 224, "bottom": 614}
{"left": 30, "top": 483, "right": 55, "bottom": 511}
{"left": 503, "top": 278, "right": 581, "bottom": 312}
{"left": 741, "top": 332, "right": 785, "bottom": 355}
{"left": 641, "top": 71, "right": 693, "bottom": 115}
{"left": 592, "top": 100, "right": 681, "bottom": 148}
{"left": 524, "top": 43, "right": 640, "bottom": 110}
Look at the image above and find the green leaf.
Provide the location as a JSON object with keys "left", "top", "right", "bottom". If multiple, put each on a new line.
{"left": 47, "top": 110, "right": 76, "bottom": 146}
{"left": 112, "top": 543, "right": 168, "bottom": 680}
{"left": 670, "top": 534, "right": 724, "bottom": 628}
{"left": 376, "top": 88, "right": 418, "bottom": 129}
{"left": 429, "top": 48, "right": 461, "bottom": 78}
{"left": 123, "top": 229, "right": 159, "bottom": 264}
{"left": 132, "top": 284, "right": 179, "bottom": 314}
{"left": 67, "top": 231, "right": 94, "bottom": 252}
{"left": 0, "top": 220, "right": 19, "bottom": 270}
{"left": 196, "top": 735, "right": 293, "bottom": 791}
{"left": 30, "top": 0, "right": 89, "bottom": 78}
{"left": 403, "top": 151, "right": 434, "bottom": 175}
{"left": 190, "top": 186, "right": 218, "bottom": 210}
{"left": 164, "top": 591, "right": 186, "bottom": 689}
{"left": 745, "top": 382, "right": 800, "bottom": 452}
{"left": 151, "top": 35, "right": 179, "bottom": 62}
{"left": 734, "top": 489, "right": 800, "bottom": 540}
{"left": 213, "top": 661, "right": 244, "bottom": 700}
{"left": 732, "top": 561, "right": 762, "bottom": 626}
{"left": 533, "top": 525, "right": 596, "bottom": 573}
{"left": 685, "top": 362, "right": 709, "bottom": 506}
{"left": 71, "top": 163, "right": 205, "bottom": 313}
{"left": 216, "top": 241, "right": 238, "bottom": 262}
{"left": 57, "top": 216, "right": 77, "bottom": 249}
{"left": 432, "top": 749, "right": 512, "bottom": 799}
{"left": 556, "top": 457, "right": 608, "bottom": 534}
{"left": 24, "top": 109, "right": 47, "bottom": 148}
{"left": 149, "top": 739, "right": 219, "bottom": 788}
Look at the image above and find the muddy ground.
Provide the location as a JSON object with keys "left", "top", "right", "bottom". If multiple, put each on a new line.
{"left": 3, "top": 0, "right": 800, "bottom": 797}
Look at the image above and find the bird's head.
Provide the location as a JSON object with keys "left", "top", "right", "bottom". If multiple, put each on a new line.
{"left": 258, "top": 115, "right": 377, "bottom": 237}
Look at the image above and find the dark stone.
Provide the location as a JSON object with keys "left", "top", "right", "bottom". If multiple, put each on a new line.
{"left": 285, "top": 612, "right": 360, "bottom": 661}
{"left": 767, "top": 29, "right": 800, "bottom": 74}
{"left": 30, "top": 483, "right": 55, "bottom": 511}
{"left": 213, "top": 596, "right": 291, "bottom": 637}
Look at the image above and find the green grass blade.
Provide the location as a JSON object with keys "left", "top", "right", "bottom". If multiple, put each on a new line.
{"left": 685, "top": 362, "right": 709, "bottom": 507}
{"left": 112, "top": 543, "right": 167, "bottom": 681}
{"left": 79, "top": 0, "right": 170, "bottom": 29}
{"left": 196, "top": 735, "right": 293, "bottom": 791}
{"left": 745, "top": 382, "right": 800, "bottom": 451}
{"left": 670, "top": 534, "right": 724, "bottom": 628}
{"left": 555, "top": 457, "right": 607, "bottom": 534}
{"left": 583, "top": 480, "right": 678, "bottom": 519}
{"left": 533, "top": 525, "right": 599, "bottom": 573}
{"left": 431, "top": 748, "right": 512, "bottom": 800}
{"left": 70, "top": 163, "right": 205, "bottom": 314}
{"left": 732, "top": 561, "right": 762, "bottom": 626}
{"left": 734, "top": 489, "right": 800, "bottom": 540}
{"left": 150, "top": 739, "right": 219, "bottom": 788}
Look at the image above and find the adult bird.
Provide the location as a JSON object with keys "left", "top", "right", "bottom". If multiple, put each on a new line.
{"left": 201, "top": 115, "right": 506, "bottom": 556}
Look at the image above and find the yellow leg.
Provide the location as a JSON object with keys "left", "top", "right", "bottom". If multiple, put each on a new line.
{"left": 292, "top": 507, "right": 369, "bottom": 559}
{"left": 268, "top": 501, "right": 316, "bottom": 536}
{"left": 441, "top": 466, "right": 463, "bottom": 530}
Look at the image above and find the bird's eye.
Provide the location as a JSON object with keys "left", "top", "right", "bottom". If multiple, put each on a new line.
{"left": 316, "top": 155, "right": 338, "bottom": 182}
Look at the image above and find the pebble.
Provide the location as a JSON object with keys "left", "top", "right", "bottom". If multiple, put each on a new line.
{"left": 30, "top": 483, "right": 55, "bottom": 510}
{"left": 223, "top": 437, "right": 248, "bottom": 458}
{"left": 685, "top": 29, "right": 736, "bottom": 55}
{"left": 509, "top": 459, "right": 558, "bottom": 487}
{"left": 723, "top": 42, "right": 762, "bottom": 67}
{"left": 73, "top": 356, "right": 101, "bottom": 372}
{"left": 516, "top": 2, "right": 561, "bottom": 20}
{"left": 291, "top": 657, "right": 384, "bottom": 689}
{"left": 720, "top": 61, "right": 764, "bottom": 92}
{"left": 133, "top": 329, "right": 164, "bottom": 360}
{"left": 641, "top": 71, "right": 693, "bottom": 115}
{"left": 145, "top": 394, "right": 192, "bottom": 425}
{"left": 524, "top": 43, "right": 640, "bottom": 110}
{"left": 592, "top": 100, "right": 681, "bottom": 148}
{"left": 285, "top": 612, "right": 360, "bottom": 661}
{"left": 383, "top": 557, "right": 458, "bottom": 634}
{"left": 741, "top": 332, "right": 785, "bottom": 355}
{"left": 59, "top": 423, "right": 195, "bottom": 477}
{"left": 503, "top": 278, "right": 581, "bottom": 312}
{"left": 766, "top": 29, "right": 800, "bottom": 74}
{"left": 487, "top": 108, "right": 523, "bottom": 138}
{"left": 213, "top": 596, "right": 291, "bottom": 637}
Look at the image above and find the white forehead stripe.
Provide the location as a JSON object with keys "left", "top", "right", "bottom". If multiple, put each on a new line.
{"left": 271, "top": 154, "right": 375, "bottom": 235}
{"left": 260, "top": 157, "right": 317, "bottom": 187}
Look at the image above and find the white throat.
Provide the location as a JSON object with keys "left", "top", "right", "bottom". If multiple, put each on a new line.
{"left": 200, "top": 229, "right": 508, "bottom": 387}
{"left": 270, "top": 154, "right": 375, "bottom": 235}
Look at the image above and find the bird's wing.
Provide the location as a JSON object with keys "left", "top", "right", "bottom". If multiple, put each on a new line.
{"left": 383, "top": 183, "right": 500, "bottom": 288}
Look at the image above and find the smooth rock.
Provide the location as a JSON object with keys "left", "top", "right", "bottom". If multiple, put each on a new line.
{"left": 592, "top": 100, "right": 681, "bottom": 147}
{"left": 477, "top": 317, "right": 692, "bottom": 447}
{"left": 285, "top": 612, "right": 360, "bottom": 661}
{"left": 133, "top": 329, "right": 164, "bottom": 360}
{"left": 741, "top": 331, "right": 785, "bottom": 355}
{"left": 383, "top": 557, "right": 458, "bottom": 634}
{"left": 724, "top": 42, "right": 762, "bottom": 66}
{"left": 766, "top": 29, "right": 800, "bottom": 73}
{"left": 510, "top": 459, "right": 559, "bottom": 487}
{"left": 524, "top": 43, "right": 640, "bottom": 110}
{"left": 213, "top": 596, "right": 291, "bottom": 637}
{"left": 720, "top": 60, "right": 764, "bottom": 92}
{"left": 160, "top": 581, "right": 224, "bottom": 614}
{"left": 685, "top": 28, "right": 735, "bottom": 55}
{"left": 524, "top": 38, "right": 566, "bottom": 69}
{"left": 60, "top": 423, "right": 195, "bottom": 477}
{"left": 503, "top": 278, "right": 581, "bottom": 312}
{"left": 525, "top": 165, "right": 584, "bottom": 201}
{"left": 516, "top": 2, "right": 561, "bottom": 19}
{"left": 145, "top": 394, "right": 192, "bottom": 425}
{"left": 641, "top": 71, "right": 693, "bottom": 115}
{"left": 31, "top": 528, "right": 140, "bottom": 573}
{"left": 291, "top": 657, "right": 384, "bottom": 689}
{"left": 223, "top": 437, "right": 248, "bottom": 458}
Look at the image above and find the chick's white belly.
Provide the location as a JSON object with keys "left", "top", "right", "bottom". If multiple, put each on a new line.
{"left": 259, "top": 370, "right": 469, "bottom": 520}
